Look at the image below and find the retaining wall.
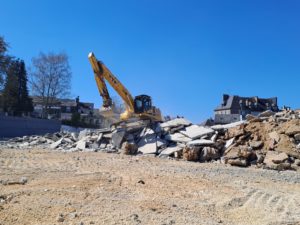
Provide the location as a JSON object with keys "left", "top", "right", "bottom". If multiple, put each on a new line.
{"left": 0, "top": 115, "right": 61, "bottom": 138}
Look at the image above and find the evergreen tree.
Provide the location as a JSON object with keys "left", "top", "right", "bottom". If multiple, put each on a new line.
{"left": 3, "top": 59, "right": 33, "bottom": 116}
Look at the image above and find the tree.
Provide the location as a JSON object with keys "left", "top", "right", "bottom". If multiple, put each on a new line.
{"left": 0, "top": 36, "right": 10, "bottom": 90}
{"left": 29, "top": 52, "right": 72, "bottom": 118}
{"left": 2, "top": 59, "right": 33, "bottom": 115}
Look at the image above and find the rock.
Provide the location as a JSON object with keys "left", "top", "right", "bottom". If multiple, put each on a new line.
{"left": 249, "top": 141, "right": 263, "bottom": 149}
{"left": 200, "top": 147, "right": 219, "bottom": 161}
{"left": 183, "top": 146, "right": 200, "bottom": 161}
{"left": 20, "top": 177, "right": 28, "bottom": 185}
{"left": 50, "top": 138, "right": 63, "bottom": 149}
{"left": 268, "top": 131, "right": 280, "bottom": 143}
{"left": 137, "top": 180, "right": 145, "bottom": 184}
{"left": 187, "top": 139, "right": 214, "bottom": 147}
{"left": 297, "top": 144, "right": 300, "bottom": 149}
{"left": 121, "top": 142, "right": 138, "bottom": 155}
{"left": 160, "top": 118, "right": 192, "bottom": 129}
{"left": 258, "top": 110, "right": 275, "bottom": 118}
{"left": 294, "top": 133, "right": 300, "bottom": 141}
{"left": 271, "top": 152, "right": 289, "bottom": 164}
{"left": 179, "top": 125, "right": 214, "bottom": 140}
{"left": 57, "top": 214, "right": 64, "bottom": 222}
{"left": 76, "top": 140, "right": 86, "bottom": 150}
{"left": 264, "top": 151, "right": 291, "bottom": 170}
{"left": 227, "top": 159, "right": 248, "bottom": 167}
{"left": 294, "top": 159, "right": 300, "bottom": 166}
{"left": 159, "top": 145, "right": 184, "bottom": 157}
{"left": 165, "top": 133, "right": 192, "bottom": 143}
{"left": 285, "top": 124, "right": 300, "bottom": 136}
{"left": 246, "top": 114, "right": 258, "bottom": 121}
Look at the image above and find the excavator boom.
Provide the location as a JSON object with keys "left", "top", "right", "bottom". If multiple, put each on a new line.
{"left": 88, "top": 53, "right": 135, "bottom": 113}
{"left": 88, "top": 52, "right": 163, "bottom": 122}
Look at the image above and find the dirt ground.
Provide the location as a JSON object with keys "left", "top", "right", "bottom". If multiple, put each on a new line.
{"left": 0, "top": 148, "right": 300, "bottom": 225}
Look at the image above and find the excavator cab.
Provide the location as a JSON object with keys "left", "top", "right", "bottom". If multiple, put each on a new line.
{"left": 134, "top": 95, "right": 152, "bottom": 114}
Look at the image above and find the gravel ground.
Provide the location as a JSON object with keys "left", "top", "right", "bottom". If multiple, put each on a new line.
{"left": 0, "top": 148, "right": 299, "bottom": 225}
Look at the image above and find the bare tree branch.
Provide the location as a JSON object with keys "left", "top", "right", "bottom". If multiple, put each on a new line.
{"left": 29, "top": 52, "right": 72, "bottom": 118}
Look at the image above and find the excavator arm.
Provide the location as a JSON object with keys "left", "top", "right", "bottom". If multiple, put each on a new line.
{"left": 88, "top": 52, "right": 135, "bottom": 118}
{"left": 88, "top": 52, "right": 163, "bottom": 122}
{"left": 93, "top": 66, "right": 112, "bottom": 108}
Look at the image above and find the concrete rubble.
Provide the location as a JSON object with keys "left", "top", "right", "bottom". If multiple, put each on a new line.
{"left": 1, "top": 109, "right": 300, "bottom": 171}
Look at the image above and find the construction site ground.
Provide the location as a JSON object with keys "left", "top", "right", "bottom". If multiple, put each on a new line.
{"left": 0, "top": 148, "right": 300, "bottom": 225}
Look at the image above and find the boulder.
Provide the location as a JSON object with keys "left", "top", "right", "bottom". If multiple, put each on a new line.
{"left": 183, "top": 146, "right": 200, "bottom": 161}
{"left": 285, "top": 124, "right": 300, "bottom": 136}
{"left": 264, "top": 151, "right": 291, "bottom": 170}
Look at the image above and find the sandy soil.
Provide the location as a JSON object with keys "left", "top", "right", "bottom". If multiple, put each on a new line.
{"left": 0, "top": 148, "right": 300, "bottom": 225}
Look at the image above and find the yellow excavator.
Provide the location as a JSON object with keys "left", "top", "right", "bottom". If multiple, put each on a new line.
{"left": 88, "top": 52, "right": 163, "bottom": 125}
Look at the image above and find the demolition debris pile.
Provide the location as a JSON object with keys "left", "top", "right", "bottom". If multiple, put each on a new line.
{"left": 1, "top": 110, "right": 300, "bottom": 171}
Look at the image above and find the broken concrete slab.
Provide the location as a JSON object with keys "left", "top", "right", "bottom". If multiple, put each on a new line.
{"left": 50, "top": 138, "right": 64, "bottom": 149}
{"left": 165, "top": 133, "right": 192, "bottom": 143}
{"left": 76, "top": 140, "right": 86, "bottom": 150}
{"left": 78, "top": 129, "right": 90, "bottom": 140}
{"left": 137, "top": 128, "right": 157, "bottom": 154}
{"left": 112, "top": 130, "right": 126, "bottom": 149}
{"left": 211, "top": 121, "right": 246, "bottom": 130}
{"left": 159, "top": 145, "right": 184, "bottom": 157}
{"left": 225, "top": 138, "right": 235, "bottom": 149}
{"left": 179, "top": 125, "right": 214, "bottom": 140}
{"left": 160, "top": 118, "right": 192, "bottom": 129}
{"left": 156, "top": 138, "right": 167, "bottom": 149}
{"left": 187, "top": 139, "right": 214, "bottom": 147}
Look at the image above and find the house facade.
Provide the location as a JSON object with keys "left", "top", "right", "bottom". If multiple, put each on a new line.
{"left": 214, "top": 94, "right": 279, "bottom": 124}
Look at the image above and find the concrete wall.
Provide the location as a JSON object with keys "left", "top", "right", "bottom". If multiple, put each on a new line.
{"left": 215, "top": 114, "right": 241, "bottom": 124}
{"left": 0, "top": 115, "right": 61, "bottom": 138}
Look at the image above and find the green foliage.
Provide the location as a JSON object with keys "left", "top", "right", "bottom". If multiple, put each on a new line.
{"left": 2, "top": 59, "right": 33, "bottom": 115}
{"left": 0, "top": 36, "right": 9, "bottom": 89}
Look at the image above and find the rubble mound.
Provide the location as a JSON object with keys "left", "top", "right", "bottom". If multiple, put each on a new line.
{"left": 1, "top": 110, "right": 300, "bottom": 171}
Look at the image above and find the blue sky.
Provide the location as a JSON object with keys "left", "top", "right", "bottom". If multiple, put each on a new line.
{"left": 1, "top": 0, "right": 299, "bottom": 122}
